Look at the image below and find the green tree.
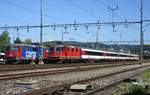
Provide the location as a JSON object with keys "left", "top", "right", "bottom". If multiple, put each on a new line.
{"left": 14, "top": 37, "right": 21, "bottom": 44}
{"left": 0, "top": 31, "right": 11, "bottom": 52}
{"left": 24, "top": 39, "right": 32, "bottom": 44}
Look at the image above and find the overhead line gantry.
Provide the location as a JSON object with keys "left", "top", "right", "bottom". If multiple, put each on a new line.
{"left": 0, "top": 21, "right": 146, "bottom": 31}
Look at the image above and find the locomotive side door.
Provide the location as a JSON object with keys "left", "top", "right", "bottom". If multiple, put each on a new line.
{"left": 65, "top": 46, "right": 70, "bottom": 59}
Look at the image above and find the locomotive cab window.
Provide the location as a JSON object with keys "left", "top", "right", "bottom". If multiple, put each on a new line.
{"left": 33, "top": 47, "right": 36, "bottom": 51}
{"left": 56, "top": 47, "right": 61, "bottom": 51}
{"left": 61, "top": 47, "right": 64, "bottom": 51}
{"left": 6, "top": 46, "right": 11, "bottom": 50}
{"left": 50, "top": 47, "right": 55, "bottom": 51}
{"left": 6, "top": 46, "right": 18, "bottom": 51}
{"left": 12, "top": 46, "right": 18, "bottom": 51}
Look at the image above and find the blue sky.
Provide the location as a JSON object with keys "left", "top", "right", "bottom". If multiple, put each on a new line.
{"left": 0, "top": 0, "right": 150, "bottom": 44}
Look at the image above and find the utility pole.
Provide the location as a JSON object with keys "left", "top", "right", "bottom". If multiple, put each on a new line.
{"left": 119, "top": 34, "right": 122, "bottom": 51}
{"left": 140, "top": 0, "right": 144, "bottom": 64}
{"left": 96, "top": 25, "right": 100, "bottom": 49}
{"left": 108, "top": 6, "right": 118, "bottom": 32}
{"left": 40, "top": 0, "right": 44, "bottom": 64}
{"left": 61, "top": 26, "right": 67, "bottom": 44}
{"left": 61, "top": 28, "right": 64, "bottom": 44}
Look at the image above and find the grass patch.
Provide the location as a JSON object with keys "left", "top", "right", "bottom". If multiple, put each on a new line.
{"left": 126, "top": 84, "right": 146, "bottom": 95}
{"left": 113, "top": 69, "right": 150, "bottom": 95}
{"left": 142, "top": 69, "right": 150, "bottom": 79}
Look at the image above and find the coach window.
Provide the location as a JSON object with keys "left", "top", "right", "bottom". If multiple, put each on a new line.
{"left": 56, "top": 47, "right": 61, "bottom": 51}
{"left": 109, "top": 53, "right": 117, "bottom": 56}
{"left": 118, "top": 54, "right": 124, "bottom": 57}
{"left": 61, "top": 47, "right": 64, "bottom": 51}
{"left": 72, "top": 48, "right": 74, "bottom": 52}
{"left": 103, "top": 53, "right": 108, "bottom": 56}
{"left": 86, "top": 51, "right": 103, "bottom": 56}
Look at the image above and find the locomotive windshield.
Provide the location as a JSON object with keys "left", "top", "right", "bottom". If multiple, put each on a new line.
{"left": 50, "top": 47, "right": 63, "bottom": 52}
{"left": 6, "top": 45, "right": 18, "bottom": 51}
{"left": 50, "top": 47, "right": 55, "bottom": 51}
{"left": 56, "top": 47, "right": 61, "bottom": 51}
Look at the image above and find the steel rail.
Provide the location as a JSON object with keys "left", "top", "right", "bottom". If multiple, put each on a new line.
{"left": 0, "top": 62, "right": 135, "bottom": 80}
{"left": 21, "top": 63, "right": 150, "bottom": 95}
{"left": 21, "top": 65, "right": 150, "bottom": 95}
{"left": 0, "top": 61, "right": 138, "bottom": 72}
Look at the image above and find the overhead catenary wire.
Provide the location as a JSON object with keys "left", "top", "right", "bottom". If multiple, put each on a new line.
{"left": 101, "top": 40, "right": 150, "bottom": 44}
{"left": 105, "top": 0, "right": 126, "bottom": 21}
{"left": 96, "top": 0, "right": 122, "bottom": 23}
{"left": 45, "top": 0, "right": 84, "bottom": 21}
{"left": 131, "top": 0, "right": 147, "bottom": 20}
{"left": 95, "top": 0, "right": 135, "bottom": 34}
{"left": 131, "top": 0, "right": 140, "bottom": 12}
{"left": 67, "top": 0, "right": 100, "bottom": 20}
{"left": 0, "top": 4, "right": 32, "bottom": 25}
{"left": 0, "top": 14, "right": 32, "bottom": 25}
{"left": 0, "top": 21, "right": 143, "bottom": 31}
{"left": 95, "top": 0, "right": 125, "bottom": 21}
{"left": 94, "top": 0, "right": 107, "bottom": 8}
{"left": 106, "top": 0, "right": 116, "bottom": 6}
{"left": 2, "top": 0, "right": 65, "bottom": 23}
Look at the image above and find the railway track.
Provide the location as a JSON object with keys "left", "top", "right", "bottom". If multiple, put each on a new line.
{"left": 21, "top": 63, "right": 150, "bottom": 95}
{"left": 0, "top": 62, "right": 137, "bottom": 80}
{"left": 84, "top": 66, "right": 149, "bottom": 95}
{"left": 0, "top": 61, "right": 140, "bottom": 72}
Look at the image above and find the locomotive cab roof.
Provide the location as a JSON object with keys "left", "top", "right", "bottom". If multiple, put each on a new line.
{"left": 51, "top": 45, "right": 79, "bottom": 48}
{"left": 6, "top": 44, "right": 48, "bottom": 48}
{"left": 11, "top": 44, "right": 36, "bottom": 47}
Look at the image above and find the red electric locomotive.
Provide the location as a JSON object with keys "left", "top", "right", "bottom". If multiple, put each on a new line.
{"left": 48, "top": 45, "right": 82, "bottom": 63}
{"left": 5, "top": 44, "right": 49, "bottom": 64}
